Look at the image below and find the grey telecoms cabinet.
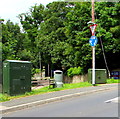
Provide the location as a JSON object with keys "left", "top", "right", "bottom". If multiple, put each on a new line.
{"left": 3, "top": 60, "right": 32, "bottom": 96}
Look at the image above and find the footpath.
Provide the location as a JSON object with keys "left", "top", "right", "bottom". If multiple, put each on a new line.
{"left": 0, "top": 83, "right": 118, "bottom": 114}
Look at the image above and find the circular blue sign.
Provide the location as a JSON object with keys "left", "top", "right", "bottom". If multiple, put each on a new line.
{"left": 89, "top": 36, "right": 98, "bottom": 47}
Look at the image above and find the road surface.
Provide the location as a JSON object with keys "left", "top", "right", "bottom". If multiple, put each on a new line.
{"left": 3, "top": 88, "right": 119, "bottom": 117}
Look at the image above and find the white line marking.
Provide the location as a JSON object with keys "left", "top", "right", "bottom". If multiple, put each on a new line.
{"left": 105, "top": 97, "right": 120, "bottom": 103}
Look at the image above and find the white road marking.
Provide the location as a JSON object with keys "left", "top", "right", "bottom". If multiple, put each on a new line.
{"left": 105, "top": 97, "right": 120, "bottom": 103}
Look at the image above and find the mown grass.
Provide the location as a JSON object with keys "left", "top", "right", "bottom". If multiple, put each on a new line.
{"left": 106, "top": 78, "right": 120, "bottom": 83}
{"left": 0, "top": 82, "right": 92, "bottom": 102}
{"left": 0, "top": 79, "right": 119, "bottom": 102}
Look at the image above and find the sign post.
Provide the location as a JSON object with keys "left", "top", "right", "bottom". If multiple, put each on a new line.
{"left": 90, "top": 0, "right": 97, "bottom": 86}
{"left": 87, "top": 0, "right": 97, "bottom": 85}
{"left": 89, "top": 36, "right": 98, "bottom": 85}
{"left": 92, "top": 46, "right": 95, "bottom": 85}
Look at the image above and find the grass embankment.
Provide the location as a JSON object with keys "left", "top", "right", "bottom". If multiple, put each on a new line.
{"left": 0, "top": 79, "right": 119, "bottom": 102}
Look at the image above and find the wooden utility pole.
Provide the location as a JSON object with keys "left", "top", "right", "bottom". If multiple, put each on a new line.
{"left": 92, "top": 0, "right": 95, "bottom": 23}
{"left": 92, "top": 0, "right": 95, "bottom": 85}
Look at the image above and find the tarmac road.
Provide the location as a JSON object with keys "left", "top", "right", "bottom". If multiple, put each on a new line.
{"left": 3, "top": 88, "right": 119, "bottom": 117}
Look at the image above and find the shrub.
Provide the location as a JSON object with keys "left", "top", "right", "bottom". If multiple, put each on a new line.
{"left": 32, "top": 68, "right": 41, "bottom": 76}
{"left": 35, "top": 69, "right": 41, "bottom": 73}
{"left": 67, "top": 66, "right": 83, "bottom": 77}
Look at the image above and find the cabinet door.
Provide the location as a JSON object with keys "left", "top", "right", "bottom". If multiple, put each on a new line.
{"left": 96, "top": 70, "right": 106, "bottom": 83}
{"left": 3, "top": 62, "right": 10, "bottom": 94}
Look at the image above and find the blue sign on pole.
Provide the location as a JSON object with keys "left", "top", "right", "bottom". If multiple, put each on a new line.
{"left": 89, "top": 36, "right": 98, "bottom": 47}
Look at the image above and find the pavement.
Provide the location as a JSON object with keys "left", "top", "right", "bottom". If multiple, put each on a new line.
{"left": 0, "top": 83, "right": 118, "bottom": 114}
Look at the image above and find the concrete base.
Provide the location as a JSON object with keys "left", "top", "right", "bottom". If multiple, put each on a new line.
{"left": 55, "top": 82, "right": 63, "bottom": 88}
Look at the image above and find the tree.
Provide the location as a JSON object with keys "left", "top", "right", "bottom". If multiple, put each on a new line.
{"left": 95, "top": 2, "right": 120, "bottom": 69}
{"left": 36, "top": 2, "right": 120, "bottom": 72}
{"left": 18, "top": 4, "right": 45, "bottom": 68}
{"left": 63, "top": 2, "right": 92, "bottom": 71}
{"left": 36, "top": 2, "right": 73, "bottom": 69}
{"left": 2, "top": 2, "right": 120, "bottom": 75}
{"left": 2, "top": 20, "right": 25, "bottom": 60}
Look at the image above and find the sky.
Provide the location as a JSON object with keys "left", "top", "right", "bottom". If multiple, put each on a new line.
{"left": 0, "top": 0, "right": 57, "bottom": 24}
{"left": 1, "top": 0, "right": 118, "bottom": 24}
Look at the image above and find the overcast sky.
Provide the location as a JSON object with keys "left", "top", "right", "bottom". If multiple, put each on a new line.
{"left": 0, "top": 0, "right": 57, "bottom": 24}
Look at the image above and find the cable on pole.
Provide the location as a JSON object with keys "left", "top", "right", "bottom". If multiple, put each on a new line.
{"left": 99, "top": 34, "right": 111, "bottom": 78}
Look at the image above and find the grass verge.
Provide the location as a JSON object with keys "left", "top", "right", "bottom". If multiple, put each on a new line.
{"left": 0, "top": 79, "right": 119, "bottom": 102}
{"left": 0, "top": 82, "right": 92, "bottom": 102}
{"left": 106, "top": 78, "right": 120, "bottom": 83}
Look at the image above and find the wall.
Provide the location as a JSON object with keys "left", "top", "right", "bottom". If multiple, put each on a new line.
{"left": 63, "top": 74, "right": 88, "bottom": 84}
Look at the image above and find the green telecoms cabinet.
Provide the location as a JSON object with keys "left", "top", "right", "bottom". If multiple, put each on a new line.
{"left": 88, "top": 69, "right": 107, "bottom": 84}
{"left": 3, "top": 60, "right": 32, "bottom": 96}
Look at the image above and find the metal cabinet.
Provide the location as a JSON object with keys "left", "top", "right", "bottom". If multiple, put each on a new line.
{"left": 3, "top": 60, "right": 32, "bottom": 96}
{"left": 88, "top": 69, "right": 107, "bottom": 84}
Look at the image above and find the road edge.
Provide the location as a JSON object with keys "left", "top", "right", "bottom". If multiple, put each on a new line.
{"left": 1, "top": 86, "right": 117, "bottom": 114}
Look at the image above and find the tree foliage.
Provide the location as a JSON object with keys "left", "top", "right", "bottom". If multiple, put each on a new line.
{"left": 2, "top": 2, "right": 120, "bottom": 74}
{"left": 2, "top": 20, "right": 26, "bottom": 60}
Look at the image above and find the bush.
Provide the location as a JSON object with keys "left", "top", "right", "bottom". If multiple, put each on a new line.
{"left": 67, "top": 66, "right": 83, "bottom": 77}
{"left": 32, "top": 68, "right": 41, "bottom": 76}
{"left": 35, "top": 69, "right": 41, "bottom": 73}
